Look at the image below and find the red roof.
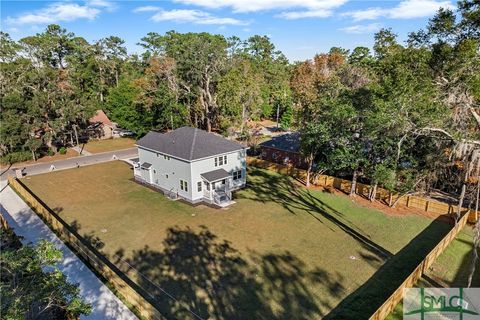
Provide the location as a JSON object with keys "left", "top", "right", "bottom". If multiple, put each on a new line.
{"left": 89, "top": 110, "right": 113, "bottom": 127}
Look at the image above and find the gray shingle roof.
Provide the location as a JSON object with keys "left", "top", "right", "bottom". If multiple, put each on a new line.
{"left": 260, "top": 132, "right": 301, "bottom": 153}
{"left": 141, "top": 162, "right": 152, "bottom": 169}
{"left": 201, "top": 169, "right": 230, "bottom": 182}
{"left": 136, "top": 127, "right": 244, "bottom": 161}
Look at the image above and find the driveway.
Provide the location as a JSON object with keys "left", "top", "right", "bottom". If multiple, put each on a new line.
{"left": 1, "top": 148, "right": 138, "bottom": 179}
{"left": 0, "top": 181, "right": 138, "bottom": 320}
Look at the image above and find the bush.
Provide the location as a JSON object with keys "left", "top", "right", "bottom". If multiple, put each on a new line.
{"left": 0, "top": 151, "right": 33, "bottom": 165}
{"left": 58, "top": 147, "right": 67, "bottom": 155}
{"left": 47, "top": 149, "right": 55, "bottom": 156}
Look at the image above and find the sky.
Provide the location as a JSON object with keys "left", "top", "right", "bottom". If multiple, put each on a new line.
{"left": 1, "top": 0, "right": 455, "bottom": 61}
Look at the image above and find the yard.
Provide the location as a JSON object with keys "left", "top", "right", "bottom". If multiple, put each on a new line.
{"left": 81, "top": 138, "right": 135, "bottom": 154}
{"left": 23, "top": 161, "right": 456, "bottom": 319}
{"left": 386, "top": 227, "right": 480, "bottom": 320}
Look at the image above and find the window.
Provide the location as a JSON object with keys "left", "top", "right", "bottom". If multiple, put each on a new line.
{"left": 180, "top": 180, "right": 188, "bottom": 191}
{"left": 164, "top": 155, "right": 170, "bottom": 160}
{"left": 166, "top": 174, "right": 169, "bottom": 179}
{"left": 153, "top": 169, "right": 156, "bottom": 173}
{"left": 197, "top": 181, "right": 202, "bottom": 192}
{"left": 215, "top": 155, "right": 227, "bottom": 167}
{"left": 233, "top": 170, "right": 242, "bottom": 180}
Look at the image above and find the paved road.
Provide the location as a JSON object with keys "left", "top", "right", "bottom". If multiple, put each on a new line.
{"left": 1, "top": 148, "right": 138, "bottom": 179}
{"left": 0, "top": 180, "right": 138, "bottom": 320}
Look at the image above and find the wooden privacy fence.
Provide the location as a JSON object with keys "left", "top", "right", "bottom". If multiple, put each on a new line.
{"left": 247, "top": 157, "right": 477, "bottom": 223}
{"left": 7, "top": 177, "right": 165, "bottom": 320}
{"left": 369, "top": 211, "right": 470, "bottom": 320}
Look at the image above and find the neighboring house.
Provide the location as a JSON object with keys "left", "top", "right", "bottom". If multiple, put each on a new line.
{"left": 133, "top": 127, "right": 247, "bottom": 207}
{"left": 87, "top": 110, "right": 115, "bottom": 139}
{"left": 259, "top": 132, "right": 308, "bottom": 169}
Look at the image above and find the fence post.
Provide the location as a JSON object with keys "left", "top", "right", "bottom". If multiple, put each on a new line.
{"left": 406, "top": 196, "right": 410, "bottom": 207}
{"left": 425, "top": 200, "right": 429, "bottom": 212}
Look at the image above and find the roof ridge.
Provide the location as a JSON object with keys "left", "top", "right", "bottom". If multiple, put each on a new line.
{"left": 189, "top": 127, "right": 198, "bottom": 160}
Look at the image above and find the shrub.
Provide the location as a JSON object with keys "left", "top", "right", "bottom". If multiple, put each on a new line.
{"left": 0, "top": 151, "right": 33, "bottom": 165}
{"left": 47, "top": 149, "right": 55, "bottom": 156}
{"left": 58, "top": 147, "right": 67, "bottom": 155}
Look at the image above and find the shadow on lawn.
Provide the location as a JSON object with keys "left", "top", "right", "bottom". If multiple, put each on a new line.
{"left": 111, "top": 225, "right": 344, "bottom": 320}
{"left": 239, "top": 168, "right": 392, "bottom": 259}
{"left": 70, "top": 219, "right": 105, "bottom": 250}
{"left": 448, "top": 238, "right": 480, "bottom": 287}
{"left": 240, "top": 168, "right": 456, "bottom": 318}
{"left": 324, "top": 216, "right": 452, "bottom": 319}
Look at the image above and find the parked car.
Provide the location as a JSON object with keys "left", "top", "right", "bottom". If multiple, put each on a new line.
{"left": 119, "top": 130, "right": 135, "bottom": 137}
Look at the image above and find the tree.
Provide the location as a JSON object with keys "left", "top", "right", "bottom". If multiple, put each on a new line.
{"left": 217, "top": 60, "right": 263, "bottom": 133}
{"left": 0, "top": 236, "right": 91, "bottom": 319}
{"left": 139, "top": 31, "right": 228, "bottom": 131}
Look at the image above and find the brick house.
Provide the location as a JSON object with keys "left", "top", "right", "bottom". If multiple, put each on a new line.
{"left": 259, "top": 132, "right": 308, "bottom": 169}
{"left": 87, "top": 110, "right": 115, "bottom": 139}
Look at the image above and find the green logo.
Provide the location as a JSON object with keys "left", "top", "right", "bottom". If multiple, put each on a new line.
{"left": 404, "top": 288, "right": 480, "bottom": 319}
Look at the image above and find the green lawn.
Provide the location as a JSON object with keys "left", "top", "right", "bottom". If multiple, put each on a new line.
{"left": 427, "top": 227, "right": 480, "bottom": 287}
{"left": 81, "top": 138, "right": 135, "bottom": 154}
{"left": 23, "top": 161, "right": 454, "bottom": 319}
{"left": 385, "top": 227, "right": 479, "bottom": 320}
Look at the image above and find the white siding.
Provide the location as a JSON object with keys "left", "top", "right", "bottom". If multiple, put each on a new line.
{"left": 190, "top": 150, "right": 247, "bottom": 201}
{"left": 137, "top": 147, "right": 193, "bottom": 199}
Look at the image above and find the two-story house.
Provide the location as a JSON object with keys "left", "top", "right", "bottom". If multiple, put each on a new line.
{"left": 133, "top": 127, "right": 247, "bottom": 206}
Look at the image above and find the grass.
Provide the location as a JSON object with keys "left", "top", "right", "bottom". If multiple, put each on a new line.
{"left": 427, "top": 227, "right": 480, "bottom": 287}
{"left": 385, "top": 226, "right": 479, "bottom": 320}
{"left": 81, "top": 138, "right": 135, "bottom": 154}
{"left": 23, "top": 161, "right": 454, "bottom": 319}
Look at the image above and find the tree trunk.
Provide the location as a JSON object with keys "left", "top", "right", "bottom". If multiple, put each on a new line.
{"left": 206, "top": 117, "right": 212, "bottom": 133}
{"left": 350, "top": 169, "right": 358, "bottom": 196}
{"left": 73, "top": 125, "right": 79, "bottom": 148}
{"left": 456, "top": 164, "right": 470, "bottom": 223}
{"left": 45, "top": 133, "right": 57, "bottom": 153}
{"left": 306, "top": 154, "right": 314, "bottom": 187}
{"left": 369, "top": 182, "right": 378, "bottom": 202}
{"left": 276, "top": 103, "right": 280, "bottom": 128}
{"left": 240, "top": 105, "right": 246, "bottom": 133}
{"left": 31, "top": 149, "right": 36, "bottom": 162}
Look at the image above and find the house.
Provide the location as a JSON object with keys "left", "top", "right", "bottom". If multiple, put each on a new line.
{"left": 133, "top": 127, "right": 247, "bottom": 206}
{"left": 259, "top": 132, "right": 308, "bottom": 169}
{"left": 87, "top": 110, "right": 115, "bottom": 139}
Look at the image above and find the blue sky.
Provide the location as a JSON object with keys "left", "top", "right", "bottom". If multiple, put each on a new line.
{"left": 1, "top": 0, "right": 455, "bottom": 61}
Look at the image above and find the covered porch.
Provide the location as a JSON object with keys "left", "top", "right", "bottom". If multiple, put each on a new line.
{"left": 201, "top": 168, "right": 235, "bottom": 207}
